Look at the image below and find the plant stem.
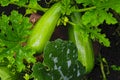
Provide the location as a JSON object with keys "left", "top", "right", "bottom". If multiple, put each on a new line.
{"left": 24, "top": 5, "right": 48, "bottom": 12}
{"left": 100, "top": 60, "right": 107, "bottom": 80}
{"left": 11, "top": 3, "right": 48, "bottom": 12}
{"left": 99, "top": 54, "right": 107, "bottom": 80}
{"left": 68, "top": 21, "right": 76, "bottom": 26}
{"left": 73, "top": 6, "right": 96, "bottom": 12}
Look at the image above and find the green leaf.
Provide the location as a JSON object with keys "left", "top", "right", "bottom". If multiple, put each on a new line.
{"left": 25, "top": 0, "right": 48, "bottom": 14}
{"left": 32, "top": 39, "right": 85, "bottom": 80}
{"left": 28, "top": 0, "right": 41, "bottom": 10}
{"left": 44, "top": 39, "right": 78, "bottom": 69}
{"left": 0, "top": 59, "right": 23, "bottom": 80}
{"left": 74, "top": 0, "right": 119, "bottom": 26}
{"left": 14, "top": 0, "right": 28, "bottom": 6}
{"left": 0, "top": 66, "right": 13, "bottom": 80}
{"left": 32, "top": 62, "right": 51, "bottom": 80}
{"left": 104, "top": 12, "right": 117, "bottom": 24}
{"left": 89, "top": 28, "right": 110, "bottom": 47}
{"left": 75, "top": 0, "right": 82, "bottom": 4}
{"left": 0, "top": 10, "right": 35, "bottom": 72}
{"left": 61, "top": 0, "right": 72, "bottom": 15}
{"left": 14, "top": 46, "right": 36, "bottom": 72}
{"left": 82, "top": 9, "right": 117, "bottom": 26}
{"left": 0, "top": 0, "right": 9, "bottom": 6}
{"left": 0, "top": 0, "right": 18, "bottom": 6}
{"left": 75, "top": 0, "right": 93, "bottom": 6}
{"left": 111, "top": 65, "right": 120, "bottom": 71}
{"left": 101, "top": 0, "right": 120, "bottom": 13}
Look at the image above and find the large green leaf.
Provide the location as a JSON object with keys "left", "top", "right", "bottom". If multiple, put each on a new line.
{"left": 0, "top": 10, "right": 35, "bottom": 72}
{"left": 32, "top": 39, "right": 85, "bottom": 80}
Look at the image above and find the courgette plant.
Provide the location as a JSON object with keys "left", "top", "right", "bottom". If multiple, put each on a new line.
{"left": 0, "top": 0, "right": 120, "bottom": 80}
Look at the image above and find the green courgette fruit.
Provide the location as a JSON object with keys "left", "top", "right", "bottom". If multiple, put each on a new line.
{"left": 28, "top": 2, "right": 62, "bottom": 53}
{"left": 69, "top": 12, "right": 94, "bottom": 73}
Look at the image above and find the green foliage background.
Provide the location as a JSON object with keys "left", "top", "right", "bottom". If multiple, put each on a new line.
{"left": 0, "top": 0, "right": 120, "bottom": 80}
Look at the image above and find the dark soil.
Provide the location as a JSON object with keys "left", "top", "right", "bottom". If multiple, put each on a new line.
{"left": 88, "top": 24, "right": 120, "bottom": 80}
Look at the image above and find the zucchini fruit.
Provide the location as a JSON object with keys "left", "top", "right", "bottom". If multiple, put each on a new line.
{"left": 69, "top": 13, "right": 94, "bottom": 73}
{"left": 28, "top": 2, "right": 62, "bottom": 53}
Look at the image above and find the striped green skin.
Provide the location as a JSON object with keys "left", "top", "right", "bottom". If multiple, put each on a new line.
{"left": 28, "top": 2, "right": 62, "bottom": 53}
{"left": 69, "top": 13, "right": 94, "bottom": 73}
